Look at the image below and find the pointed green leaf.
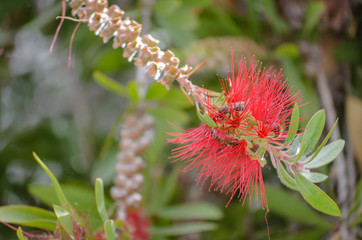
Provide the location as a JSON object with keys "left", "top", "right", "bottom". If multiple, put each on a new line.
{"left": 146, "top": 82, "right": 168, "bottom": 100}
{"left": 295, "top": 172, "right": 341, "bottom": 216}
{"left": 95, "top": 178, "right": 108, "bottom": 223}
{"left": 301, "top": 110, "right": 325, "bottom": 155}
{"left": 277, "top": 162, "right": 298, "bottom": 190}
{"left": 104, "top": 220, "right": 116, "bottom": 240}
{"left": 17, "top": 227, "right": 28, "bottom": 240}
{"left": 300, "top": 172, "right": 328, "bottom": 183}
{"left": 0, "top": 205, "right": 56, "bottom": 230}
{"left": 306, "top": 118, "right": 339, "bottom": 163}
{"left": 305, "top": 140, "right": 345, "bottom": 169}
{"left": 159, "top": 167, "right": 180, "bottom": 207}
{"left": 196, "top": 109, "right": 216, "bottom": 127}
{"left": 53, "top": 205, "right": 74, "bottom": 240}
{"left": 127, "top": 80, "right": 139, "bottom": 103}
{"left": 93, "top": 70, "right": 125, "bottom": 95}
{"left": 350, "top": 178, "right": 362, "bottom": 215}
{"left": 265, "top": 184, "right": 331, "bottom": 228}
{"left": 302, "top": 1, "right": 325, "bottom": 38}
{"left": 284, "top": 104, "right": 300, "bottom": 146}
{"left": 288, "top": 135, "right": 302, "bottom": 156}
{"left": 158, "top": 202, "right": 223, "bottom": 220}
{"left": 151, "top": 222, "right": 218, "bottom": 236}
{"left": 33, "top": 152, "right": 69, "bottom": 206}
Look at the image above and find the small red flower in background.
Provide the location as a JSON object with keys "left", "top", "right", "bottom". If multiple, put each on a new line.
{"left": 124, "top": 209, "right": 150, "bottom": 240}
{"left": 168, "top": 54, "right": 302, "bottom": 209}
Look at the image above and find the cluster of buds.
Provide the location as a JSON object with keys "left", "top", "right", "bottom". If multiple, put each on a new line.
{"left": 110, "top": 112, "right": 153, "bottom": 220}
{"left": 68, "top": 0, "right": 199, "bottom": 93}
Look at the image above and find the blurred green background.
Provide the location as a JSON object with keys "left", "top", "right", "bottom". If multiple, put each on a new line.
{"left": 1, "top": 0, "right": 361, "bottom": 239}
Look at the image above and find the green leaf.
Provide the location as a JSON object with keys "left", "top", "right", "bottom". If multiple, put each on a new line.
{"left": 274, "top": 43, "right": 299, "bottom": 59}
{"left": 53, "top": 205, "right": 74, "bottom": 240}
{"left": 158, "top": 202, "right": 223, "bottom": 220}
{"left": 304, "top": 140, "right": 345, "bottom": 169}
{"left": 350, "top": 178, "right": 362, "bottom": 215}
{"left": 295, "top": 172, "right": 341, "bottom": 216}
{"left": 17, "top": 227, "right": 28, "bottom": 240}
{"left": 288, "top": 135, "right": 302, "bottom": 156}
{"left": 151, "top": 222, "right": 218, "bottom": 236}
{"left": 148, "top": 106, "right": 189, "bottom": 125}
{"left": 265, "top": 184, "right": 331, "bottom": 228}
{"left": 275, "top": 229, "right": 327, "bottom": 240}
{"left": 162, "top": 88, "right": 193, "bottom": 108}
{"left": 261, "top": 0, "right": 289, "bottom": 34}
{"left": 0, "top": 205, "right": 56, "bottom": 230}
{"left": 158, "top": 167, "right": 180, "bottom": 208}
{"left": 277, "top": 162, "right": 298, "bottom": 190}
{"left": 104, "top": 220, "right": 116, "bottom": 240}
{"left": 93, "top": 70, "right": 125, "bottom": 95}
{"left": 196, "top": 108, "right": 216, "bottom": 127}
{"left": 146, "top": 82, "right": 168, "bottom": 100}
{"left": 301, "top": 110, "right": 325, "bottom": 155}
{"left": 300, "top": 172, "right": 328, "bottom": 183}
{"left": 284, "top": 104, "right": 300, "bottom": 146}
{"left": 28, "top": 183, "right": 110, "bottom": 228}
{"left": 95, "top": 178, "right": 108, "bottom": 223}
{"left": 306, "top": 118, "right": 338, "bottom": 163}
{"left": 302, "top": 1, "right": 325, "bottom": 38}
{"left": 33, "top": 152, "right": 69, "bottom": 206}
{"left": 127, "top": 80, "right": 139, "bottom": 103}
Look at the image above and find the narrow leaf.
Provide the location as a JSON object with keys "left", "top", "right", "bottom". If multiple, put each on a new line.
{"left": 277, "top": 162, "right": 298, "bottom": 190}
{"left": 158, "top": 202, "right": 223, "bottom": 220}
{"left": 0, "top": 205, "right": 56, "bottom": 230}
{"left": 33, "top": 152, "right": 69, "bottom": 206}
{"left": 284, "top": 104, "right": 300, "bottom": 146}
{"left": 305, "top": 140, "right": 345, "bottom": 169}
{"left": 196, "top": 109, "right": 216, "bottom": 127}
{"left": 146, "top": 82, "right": 168, "bottom": 100}
{"left": 17, "top": 227, "right": 28, "bottom": 240}
{"left": 53, "top": 205, "right": 74, "bottom": 240}
{"left": 151, "top": 222, "right": 217, "bottom": 236}
{"left": 95, "top": 178, "right": 108, "bottom": 223}
{"left": 93, "top": 70, "right": 125, "bottom": 95}
{"left": 300, "top": 172, "right": 328, "bottom": 183}
{"left": 301, "top": 110, "right": 325, "bottom": 155}
{"left": 306, "top": 118, "right": 339, "bottom": 163}
{"left": 295, "top": 172, "right": 341, "bottom": 216}
{"left": 127, "top": 80, "right": 139, "bottom": 103}
{"left": 104, "top": 220, "right": 116, "bottom": 240}
{"left": 265, "top": 184, "right": 331, "bottom": 228}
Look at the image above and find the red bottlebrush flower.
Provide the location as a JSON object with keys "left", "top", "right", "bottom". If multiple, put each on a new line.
{"left": 168, "top": 54, "right": 302, "bottom": 209}
{"left": 124, "top": 209, "right": 150, "bottom": 240}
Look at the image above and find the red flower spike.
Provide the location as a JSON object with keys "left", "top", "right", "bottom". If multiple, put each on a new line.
{"left": 168, "top": 54, "right": 302, "bottom": 209}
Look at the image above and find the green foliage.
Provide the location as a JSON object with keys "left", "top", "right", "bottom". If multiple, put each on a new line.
{"left": 301, "top": 110, "right": 326, "bottom": 155}
{"left": 151, "top": 222, "right": 218, "bottom": 236}
{"left": 53, "top": 205, "right": 74, "bottom": 240}
{"left": 16, "top": 227, "right": 28, "bottom": 240}
{"left": 302, "top": 1, "right": 325, "bottom": 39}
{"left": 196, "top": 107, "right": 217, "bottom": 127}
{"left": 265, "top": 184, "right": 330, "bottom": 228}
{"left": 104, "top": 220, "right": 116, "bottom": 240}
{"left": 0, "top": 205, "right": 56, "bottom": 230}
{"left": 95, "top": 178, "right": 108, "bottom": 223}
{"left": 157, "top": 202, "right": 223, "bottom": 220}
{"left": 284, "top": 104, "right": 300, "bottom": 146}
{"left": 295, "top": 172, "right": 341, "bottom": 216}
{"left": 305, "top": 140, "right": 345, "bottom": 169}
{"left": 93, "top": 70, "right": 125, "bottom": 95}
{"left": 32, "top": 152, "right": 69, "bottom": 206}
